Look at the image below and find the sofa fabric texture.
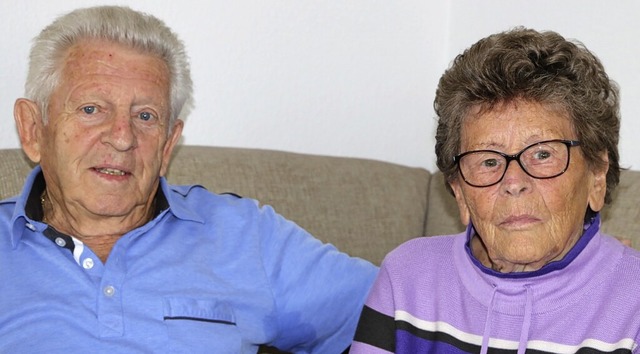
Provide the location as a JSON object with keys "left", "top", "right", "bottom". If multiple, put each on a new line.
{"left": 0, "top": 145, "right": 638, "bottom": 264}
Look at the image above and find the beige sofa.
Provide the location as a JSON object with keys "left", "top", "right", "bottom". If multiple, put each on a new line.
{"left": 1, "top": 145, "right": 639, "bottom": 264}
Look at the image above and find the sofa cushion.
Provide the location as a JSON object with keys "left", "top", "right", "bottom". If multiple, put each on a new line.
{"left": 600, "top": 169, "right": 640, "bottom": 249}
{"left": 425, "top": 172, "right": 465, "bottom": 236}
{"left": 0, "top": 149, "right": 34, "bottom": 198}
{"left": 1, "top": 146, "right": 636, "bottom": 262}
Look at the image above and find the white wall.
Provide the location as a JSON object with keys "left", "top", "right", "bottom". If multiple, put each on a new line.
{"left": 1, "top": 1, "right": 638, "bottom": 172}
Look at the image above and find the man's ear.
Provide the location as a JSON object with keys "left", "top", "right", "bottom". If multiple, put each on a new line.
{"left": 14, "top": 98, "right": 43, "bottom": 163}
{"left": 159, "top": 118, "right": 184, "bottom": 177}
{"left": 449, "top": 178, "right": 471, "bottom": 226}
{"left": 587, "top": 151, "right": 609, "bottom": 212}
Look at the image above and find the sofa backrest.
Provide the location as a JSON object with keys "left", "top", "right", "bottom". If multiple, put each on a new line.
{"left": 0, "top": 146, "right": 437, "bottom": 264}
{"left": 1, "top": 146, "right": 638, "bottom": 264}
{"left": 164, "top": 146, "right": 435, "bottom": 264}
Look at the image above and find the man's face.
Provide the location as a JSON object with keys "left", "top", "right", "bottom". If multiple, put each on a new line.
{"left": 31, "top": 39, "right": 182, "bottom": 222}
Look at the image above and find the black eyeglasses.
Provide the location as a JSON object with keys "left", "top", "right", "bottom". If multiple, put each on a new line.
{"left": 453, "top": 139, "right": 581, "bottom": 188}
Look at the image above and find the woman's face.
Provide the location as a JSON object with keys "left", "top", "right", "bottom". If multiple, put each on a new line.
{"left": 450, "top": 100, "right": 608, "bottom": 273}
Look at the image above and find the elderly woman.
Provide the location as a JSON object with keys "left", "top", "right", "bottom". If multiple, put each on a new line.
{"left": 350, "top": 28, "right": 640, "bottom": 353}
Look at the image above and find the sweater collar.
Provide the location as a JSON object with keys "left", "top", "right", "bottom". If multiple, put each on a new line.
{"left": 454, "top": 212, "right": 624, "bottom": 316}
{"left": 464, "top": 213, "right": 601, "bottom": 279}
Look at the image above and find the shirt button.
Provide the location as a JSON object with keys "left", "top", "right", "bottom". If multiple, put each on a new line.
{"left": 26, "top": 223, "right": 36, "bottom": 231}
{"left": 55, "top": 237, "right": 66, "bottom": 247}
{"left": 103, "top": 285, "right": 116, "bottom": 297}
{"left": 82, "top": 258, "right": 94, "bottom": 269}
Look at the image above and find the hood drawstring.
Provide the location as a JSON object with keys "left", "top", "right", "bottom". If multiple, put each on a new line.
{"left": 518, "top": 285, "right": 533, "bottom": 354}
{"left": 481, "top": 285, "right": 534, "bottom": 354}
{"left": 480, "top": 285, "right": 498, "bottom": 354}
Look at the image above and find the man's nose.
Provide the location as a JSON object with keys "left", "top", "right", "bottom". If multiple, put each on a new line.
{"left": 102, "top": 113, "right": 137, "bottom": 151}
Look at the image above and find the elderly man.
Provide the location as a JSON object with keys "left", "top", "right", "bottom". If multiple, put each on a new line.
{"left": 3, "top": 5, "right": 376, "bottom": 353}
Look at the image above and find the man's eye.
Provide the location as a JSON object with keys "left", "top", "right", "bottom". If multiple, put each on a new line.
{"left": 139, "top": 112, "right": 154, "bottom": 121}
{"left": 82, "top": 106, "right": 97, "bottom": 114}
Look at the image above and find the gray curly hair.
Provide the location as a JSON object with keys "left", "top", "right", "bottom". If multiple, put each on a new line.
{"left": 434, "top": 27, "right": 620, "bottom": 204}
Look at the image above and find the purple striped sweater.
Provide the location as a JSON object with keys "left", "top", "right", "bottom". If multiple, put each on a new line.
{"left": 351, "top": 215, "right": 640, "bottom": 353}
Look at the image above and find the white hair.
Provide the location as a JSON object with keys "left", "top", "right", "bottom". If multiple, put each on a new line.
{"left": 25, "top": 5, "right": 193, "bottom": 126}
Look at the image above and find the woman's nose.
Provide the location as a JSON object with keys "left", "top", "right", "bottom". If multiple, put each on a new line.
{"left": 500, "top": 159, "right": 532, "bottom": 196}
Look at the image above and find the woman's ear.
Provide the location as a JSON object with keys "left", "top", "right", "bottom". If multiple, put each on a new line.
{"left": 450, "top": 178, "right": 471, "bottom": 226}
{"left": 587, "top": 151, "right": 609, "bottom": 212}
{"left": 14, "top": 98, "right": 44, "bottom": 163}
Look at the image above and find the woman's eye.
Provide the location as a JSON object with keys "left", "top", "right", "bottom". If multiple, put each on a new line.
{"left": 82, "top": 106, "right": 97, "bottom": 114}
{"left": 481, "top": 158, "right": 499, "bottom": 168}
{"left": 534, "top": 150, "right": 552, "bottom": 160}
{"left": 139, "top": 112, "right": 154, "bottom": 121}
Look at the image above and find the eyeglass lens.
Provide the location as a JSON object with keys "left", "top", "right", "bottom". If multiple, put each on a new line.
{"left": 458, "top": 140, "right": 571, "bottom": 187}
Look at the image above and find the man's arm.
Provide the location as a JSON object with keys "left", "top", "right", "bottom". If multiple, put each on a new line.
{"left": 259, "top": 205, "right": 378, "bottom": 353}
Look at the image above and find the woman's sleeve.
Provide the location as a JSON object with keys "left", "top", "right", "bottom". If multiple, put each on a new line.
{"left": 350, "top": 261, "right": 397, "bottom": 353}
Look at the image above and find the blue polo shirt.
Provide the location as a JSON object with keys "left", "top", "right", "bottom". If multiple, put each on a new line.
{"left": 0, "top": 166, "right": 377, "bottom": 353}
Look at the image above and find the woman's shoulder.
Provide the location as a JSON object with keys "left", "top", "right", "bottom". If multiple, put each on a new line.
{"left": 618, "top": 240, "right": 640, "bottom": 267}
{"left": 599, "top": 233, "right": 640, "bottom": 261}
{"left": 382, "top": 233, "right": 465, "bottom": 268}
{"left": 376, "top": 233, "right": 467, "bottom": 294}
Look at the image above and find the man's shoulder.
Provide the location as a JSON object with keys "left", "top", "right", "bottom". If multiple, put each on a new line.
{"left": 0, "top": 196, "right": 18, "bottom": 218}
{"left": 166, "top": 183, "right": 257, "bottom": 208}
{"left": 0, "top": 195, "right": 19, "bottom": 205}
{"left": 163, "top": 182, "right": 274, "bottom": 225}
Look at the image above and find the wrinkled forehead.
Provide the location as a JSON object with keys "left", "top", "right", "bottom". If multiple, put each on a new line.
{"left": 459, "top": 99, "right": 577, "bottom": 151}
{"left": 59, "top": 39, "right": 170, "bottom": 85}
{"left": 464, "top": 99, "right": 570, "bottom": 121}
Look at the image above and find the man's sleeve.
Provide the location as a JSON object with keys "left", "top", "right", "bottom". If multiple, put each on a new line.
{"left": 259, "top": 205, "right": 378, "bottom": 353}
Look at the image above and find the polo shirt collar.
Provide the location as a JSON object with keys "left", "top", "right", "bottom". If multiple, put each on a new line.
{"left": 9, "top": 165, "right": 45, "bottom": 248}
{"left": 158, "top": 178, "right": 205, "bottom": 224}
{"left": 9, "top": 166, "right": 202, "bottom": 248}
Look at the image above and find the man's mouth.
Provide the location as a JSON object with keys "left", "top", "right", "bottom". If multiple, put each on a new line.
{"left": 95, "top": 167, "right": 127, "bottom": 176}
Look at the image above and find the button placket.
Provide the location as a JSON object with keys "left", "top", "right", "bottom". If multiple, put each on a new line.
{"left": 97, "top": 244, "right": 129, "bottom": 338}
{"left": 103, "top": 285, "right": 116, "bottom": 297}
{"left": 82, "top": 257, "right": 95, "bottom": 270}
{"left": 55, "top": 237, "right": 66, "bottom": 247}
